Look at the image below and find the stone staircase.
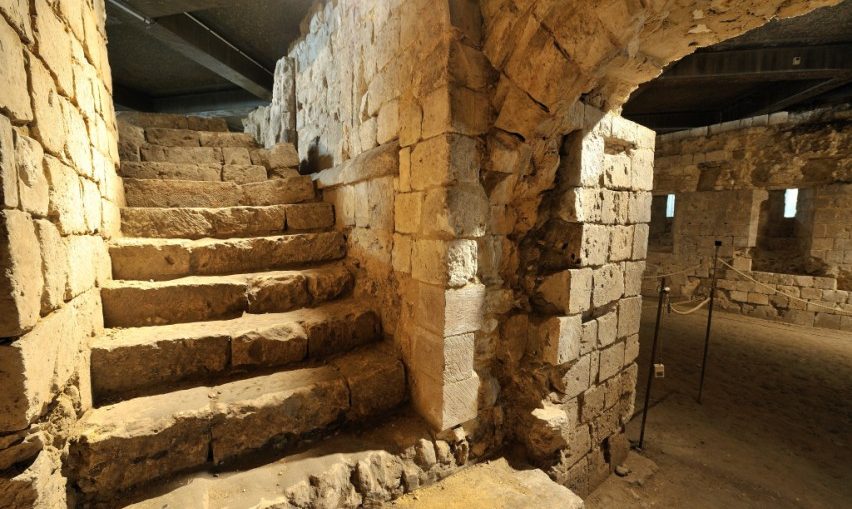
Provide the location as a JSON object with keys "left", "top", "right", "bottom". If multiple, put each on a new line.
{"left": 68, "top": 115, "right": 407, "bottom": 503}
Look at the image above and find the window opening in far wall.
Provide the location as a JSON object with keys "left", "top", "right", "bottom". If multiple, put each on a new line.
{"left": 665, "top": 194, "right": 676, "bottom": 218}
{"left": 784, "top": 188, "right": 799, "bottom": 218}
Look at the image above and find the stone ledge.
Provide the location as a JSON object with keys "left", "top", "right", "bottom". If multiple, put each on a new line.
{"left": 314, "top": 141, "right": 400, "bottom": 189}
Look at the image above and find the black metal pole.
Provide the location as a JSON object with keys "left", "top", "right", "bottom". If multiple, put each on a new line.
{"left": 697, "top": 240, "right": 722, "bottom": 404}
{"left": 638, "top": 277, "right": 668, "bottom": 450}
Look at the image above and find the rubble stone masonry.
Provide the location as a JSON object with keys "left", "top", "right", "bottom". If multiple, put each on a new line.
{"left": 0, "top": 0, "right": 121, "bottom": 506}
{"left": 648, "top": 107, "right": 852, "bottom": 331}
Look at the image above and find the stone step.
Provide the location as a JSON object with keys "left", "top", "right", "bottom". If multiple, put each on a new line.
{"left": 91, "top": 300, "right": 382, "bottom": 403}
{"left": 123, "top": 176, "right": 315, "bottom": 208}
{"left": 117, "top": 411, "right": 449, "bottom": 509}
{"left": 120, "top": 203, "right": 334, "bottom": 240}
{"left": 101, "top": 263, "right": 353, "bottom": 327}
{"left": 117, "top": 112, "right": 229, "bottom": 132}
{"left": 110, "top": 231, "right": 345, "bottom": 280}
{"left": 120, "top": 161, "right": 268, "bottom": 184}
{"left": 144, "top": 128, "right": 258, "bottom": 148}
{"left": 69, "top": 344, "right": 406, "bottom": 497}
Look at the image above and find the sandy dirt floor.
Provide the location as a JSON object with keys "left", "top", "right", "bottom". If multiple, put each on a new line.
{"left": 587, "top": 302, "right": 852, "bottom": 508}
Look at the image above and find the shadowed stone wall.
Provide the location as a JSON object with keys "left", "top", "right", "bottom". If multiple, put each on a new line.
{"left": 648, "top": 107, "right": 852, "bottom": 331}
{"left": 0, "top": 0, "right": 121, "bottom": 506}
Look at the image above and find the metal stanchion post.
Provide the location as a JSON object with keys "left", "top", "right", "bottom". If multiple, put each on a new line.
{"left": 638, "top": 277, "right": 668, "bottom": 450}
{"left": 697, "top": 240, "right": 722, "bottom": 404}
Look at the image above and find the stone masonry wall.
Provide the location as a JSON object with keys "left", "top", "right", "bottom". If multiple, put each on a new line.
{"left": 0, "top": 0, "right": 121, "bottom": 506}
{"left": 647, "top": 108, "right": 852, "bottom": 331}
{"left": 253, "top": 0, "right": 841, "bottom": 498}
{"left": 244, "top": 57, "right": 297, "bottom": 149}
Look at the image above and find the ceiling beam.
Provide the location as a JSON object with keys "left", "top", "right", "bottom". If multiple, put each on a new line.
{"left": 152, "top": 88, "right": 266, "bottom": 116}
{"left": 107, "top": 0, "right": 273, "bottom": 101}
{"left": 623, "top": 111, "right": 724, "bottom": 130}
{"left": 657, "top": 44, "right": 852, "bottom": 84}
{"left": 725, "top": 74, "right": 852, "bottom": 118}
{"left": 123, "top": 0, "right": 234, "bottom": 17}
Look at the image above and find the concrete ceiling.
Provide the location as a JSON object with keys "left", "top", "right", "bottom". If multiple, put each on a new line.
{"left": 624, "top": 0, "right": 852, "bottom": 132}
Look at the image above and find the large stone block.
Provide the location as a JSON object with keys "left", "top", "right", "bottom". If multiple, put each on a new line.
{"left": 411, "top": 326, "right": 475, "bottom": 383}
{"left": 592, "top": 264, "right": 625, "bottom": 308}
{"left": 13, "top": 130, "right": 48, "bottom": 216}
{"left": 44, "top": 155, "right": 86, "bottom": 234}
{"left": 34, "top": 219, "right": 67, "bottom": 314}
{"left": 537, "top": 315, "right": 582, "bottom": 366}
{"left": 537, "top": 268, "right": 592, "bottom": 315}
{"left": 0, "top": 16, "right": 32, "bottom": 122}
{"left": 551, "top": 354, "right": 592, "bottom": 398}
{"left": 395, "top": 191, "right": 423, "bottom": 234}
{"left": 411, "top": 238, "right": 477, "bottom": 288}
{"left": 34, "top": 0, "right": 74, "bottom": 96}
{"left": 410, "top": 134, "right": 479, "bottom": 191}
{"left": 0, "top": 115, "right": 19, "bottom": 208}
{"left": 413, "top": 371, "right": 480, "bottom": 431}
{"left": 617, "top": 296, "right": 642, "bottom": 339}
{"left": 28, "top": 54, "right": 67, "bottom": 155}
{"left": 0, "top": 210, "right": 43, "bottom": 337}
{"left": 415, "top": 282, "right": 485, "bottom": 337}
{"left": 420, "top": 183, "right": 488, "bottom": 239}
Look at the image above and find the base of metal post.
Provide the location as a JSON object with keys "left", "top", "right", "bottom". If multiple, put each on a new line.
{"left": 697, "top": 240, "right": 722, "bottom": 404}
{"left": 637, "top": 277, "right": 668, "bottom": 451}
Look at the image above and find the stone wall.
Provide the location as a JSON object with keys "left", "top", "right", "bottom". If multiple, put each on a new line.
{"left": 646, "top": 108, "right": 852, "bottom": 331}
{"left": 249, "top": 0, "right": 841, "bottom": 497}
{"left": 0, "top": 1, "right": 120, "bottom": 506}
{"left": 243, "top": 57, "right": 297, "bottom": 149}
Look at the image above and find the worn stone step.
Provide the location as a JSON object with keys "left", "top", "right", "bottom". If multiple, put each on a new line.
{"left": 101, "top": 263, "right": 353, "bottom": 327}
{"left": 118, "top": 412, "right": 449, "bottom": 509}
{"left": 145, "top": 128, "right": 258, "bottom": 148}
{"left": 91, "top": 300, "right": 382, "bottom": 402}
{"left": 69, "top": 345, "right": 406, "bottom": 496}
{"left": 120, "top": 161, "right": 268, "bottom": 183}
{"left": 123, "top": 176, "right": 315, "bottom": 207}
{"left": 120, "top": 203, "right": 334, "bottom": 240}
{"left": 110, "top": 231, "right": 345, "bottom": 280}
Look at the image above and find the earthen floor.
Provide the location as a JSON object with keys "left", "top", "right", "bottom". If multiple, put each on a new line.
{"left": 588, "top": 303, "right": 852, "bottom": 508}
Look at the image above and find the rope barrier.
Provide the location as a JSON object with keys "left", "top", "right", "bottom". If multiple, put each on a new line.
{"left": 668, "top": 298, "right": 710, "bottom": 315}
{"left": 718, "top": 259, "right": 852, "bottom": 316}
{"left": 642, "top": 263, "right": 703, "bottom": 280}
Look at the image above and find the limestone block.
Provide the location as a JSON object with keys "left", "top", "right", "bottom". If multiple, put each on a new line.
{"left": 633, "top": 223, "right": 649, "bottom": 260}
{"left": 630, "top": 148, "right": 655, "bottom": 191}
{"left": 598, "top": 342, "right": 625, "bottom": 382}
{"left": 420, "top": 183, "right": 488, "bottom": 239}
{"left": 395, "top": 191, "right": 423, "bottom": 234}
{"left": 603, "top": 152, "right": 632, "bottom": 190}
{"left": 28, "top": 55, "right": 67, "bottom": 155}
{"left": 44, "top": 156, "right": 86, "bottom": 234}
{"left": 410, "top": 134, "right": 479, "bottom": 191}
{"left": 412, "top": 327, "right": 475, "bottom": 383}
{"left": 581, "top": 224, "right": 611, "bottom": 266}
{"left": 392, "top": 233, "right": 412, "bottom": 273}
{"left": 0, "top": 210, "right": 43, "bottom": 337}
{"left": 617, "top": 296, "right": 642, "bottom": 339}
{"left": 377, "top": 99, "right": 400, "bottom": 144}
{"left": 198, "top": 131, "right": 256, "bottom": 148}
{"left": 487, "top": 129, "right": 532, "bottom": 175}
{"left": 0, "top": 449, "right": 66, "bottom": 508}
{"left": 609, "top": 226, "right": 634, "bottom": 262}
{"left": 561, "top": 130, "right": 604, "bottom": 187}
{"left": 0, "top": 115, "right": 19, "bottom": 208}
{"left": 354, "top": 181, "right": 370, "bottom": 227}
{"left": 81, "top": 178, "right": 101, "bottom": 233}
{"left": 537, "top": 268, "right": 592, "bottom": 315}
{"left": 411, "top": 239, "right": 477, "bottom": 288}
{"left": 551, "top": 354, "right": 592, "bottom": 398}
{"left": 580, "top": 319, "right": 597, "bottom": 355}
{"left": 250, "top": 143, "right": 299, "bottom": 169}
{"left": 11, "top": 133, "right": 46, "bottom": 216}
{"left": 399, "top": 147, "right": 411, "bottom": 192}
{"left": 399, "top": 95, "right": 423, "bottom": 147}
{"left": 119, "top": 161, "right": 221, "bottom": 181}
{"left": 62, "top": 99, "right": 93, "bottom": 177}
{"left": 0, "top": 16, "right": 32, "bottom": 122}
{"left": 34, "top": 219, "right": 67, "bottom": 314}
{"left": 360, "top": 117, "right": 378, "bottom": 151}
{"left": 286, "top": 202, "right": 334, "bottom": 231}
{"left": 222, "top": 147, "right": 252, "bottom": 165}
{"left": 368, "top": 176, "right": 395, "bottom": 231}
{"left": 0, "top": 0, "right": 32, "bottom": 42}
{"left": 627, "top": 191, "right": 652, "bottom": 224}
{"left": 624, "top": 334, "right": 640, "bottom": 366}
{"left": 141, "top": 146, "right": 221, "bottom": 165}
{"left": 494, "top": 81, "right": 549, "bottom": 141}
{"left": 330, "top": 347, "right": 406, "bottom": 420}
{"left": 557, "top": 187, "right": 600, "bottom": 223}
{"left": 537, "top": 315, "right": 582, "bottom": 366}
{"left": 34, "top": 0, "right": 74, "bottom": 96}
{"left": 415, "top": 282, "right": 485, "bottom": 337}
{"left": 596, "top": 310, "right": 618, "bottom": 347}
{"left": 421, "top": 86, "right": 490, "bottom": 139}
{"left": 413, "top": 372, "right": 480, "bottom": 431}
{"left": 145, "top": 128, "right": 200, "bottom": 147}
{"left": 624, "top": 261, "right": 646, "bottom": 296}
{"left": 65, "top": 235, "right": 100, "bottom": 299}
{"left": 222, "top": 164, "right": 267, "bottom": 184}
